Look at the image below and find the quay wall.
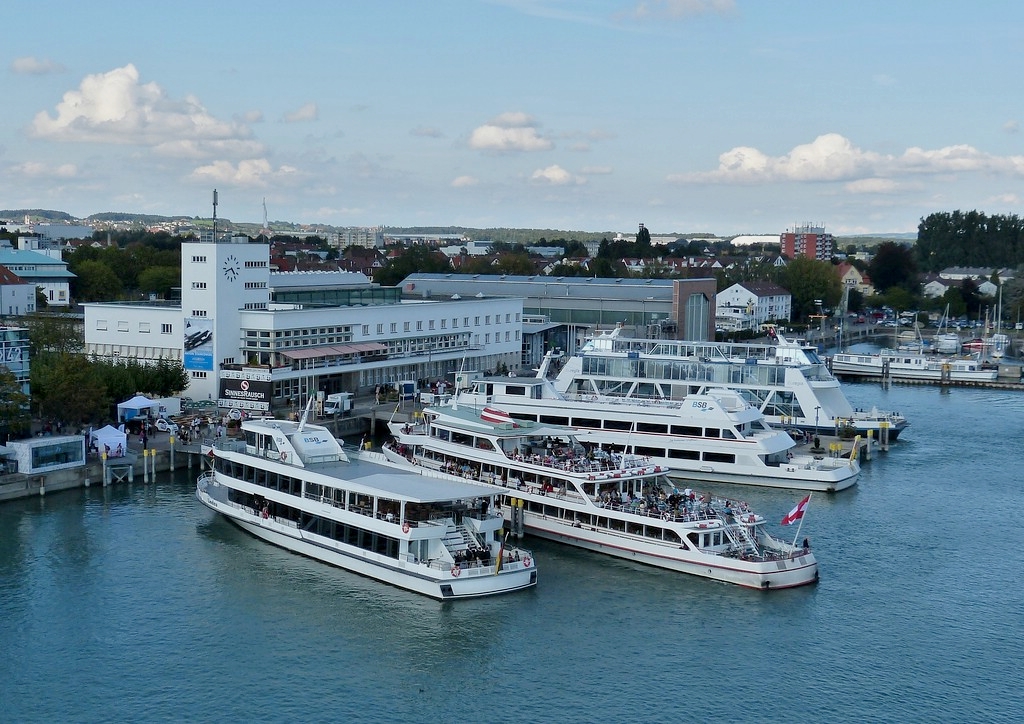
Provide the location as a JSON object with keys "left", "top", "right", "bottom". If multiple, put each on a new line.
{"left": 0, "top": 448, "right": 206, "bottom": 503}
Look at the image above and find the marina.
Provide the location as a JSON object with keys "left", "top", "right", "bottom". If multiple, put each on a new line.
{"left": 196, "top": 406, "right": 536, "bottom": 599}
{"left": 382, "top": 404, "right": 817, "bottom": 589}
{"left": 456, "top": 374, "right": 860, "bottom": 492}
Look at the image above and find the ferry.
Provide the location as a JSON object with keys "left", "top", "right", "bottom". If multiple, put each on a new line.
{"left": 195, "top": 405, "right": 537, "bottom": 600}
{"left": 829, "top": 349, "right": 998, "bottom": 383}
{"left": 549, "top": 326, "right": 908, "bottom": 440}
{"left": 456, "top": 375, "right": 860, "bottom": 492}
{"left": 381, "top": 404, "right": 818, "bottom": 590}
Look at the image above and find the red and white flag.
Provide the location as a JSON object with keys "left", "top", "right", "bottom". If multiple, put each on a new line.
{"left": 781, "top": 494, "right": 811, "bottom": 526}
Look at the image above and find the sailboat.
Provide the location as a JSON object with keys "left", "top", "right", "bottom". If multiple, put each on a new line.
{"left": 933, "top": 304, "right": 960, "bottom": 355}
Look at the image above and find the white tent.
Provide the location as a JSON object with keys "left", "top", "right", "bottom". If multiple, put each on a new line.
{"left": 117, "top": 395, "right": 159, "bottom": 422}
{"left": 90, "top": 425, "right": 128, "bottom": 457}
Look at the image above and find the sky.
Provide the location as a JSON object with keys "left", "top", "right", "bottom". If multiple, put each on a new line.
{"left": 2, "top": 0, "right": 1024, "bottom": 236}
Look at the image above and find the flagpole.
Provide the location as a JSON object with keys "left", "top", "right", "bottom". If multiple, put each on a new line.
{"left": 790, "top": 493, "right": 811, "bottom": 547}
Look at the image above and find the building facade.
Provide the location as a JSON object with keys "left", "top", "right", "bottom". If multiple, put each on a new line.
{"left": 84, "top": 238, "right": 523, "bottom": 410}
{"left": 780, "top": 225, "right": 834, "bottom": 261}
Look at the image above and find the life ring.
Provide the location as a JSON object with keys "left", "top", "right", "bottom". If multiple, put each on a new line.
{"left": 402, "top": 521, "right": 410, "bottom": 534}
{"left": 279, "top": 451, "right": 287, "bottom": 461}
{"left": 523, "top": 556, "right": 532, "bottom": 567}
{"left": 450, "top": 565, "right": 461, "bottom": 577}
{"left": 261, "top": 507, "right": 269, "bottom": 520}
{"left": 698, "top": 523, "right": 707, "bottom": 529}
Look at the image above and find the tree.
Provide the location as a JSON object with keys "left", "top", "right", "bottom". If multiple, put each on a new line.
{"left": 867, "top": 242, "right": 916, "bottom": 293}
{"left": 0, "top": 366, "right": 30, "bottom": 442}
{"left": 373, "top": 245, "right": 450, "bottom": 286}
{"left": 25, "top": 313, "right": 82, "bottom": 357}
{"left": 782, "top": 258, "right": 842, "bottom": 321}
{"left": 73, "top": 259, "right": 123, "bottom": 301}
{"left": 137, "top": 266, "right": 180, "bottom": 298}
{"left": 31, "top": 353, "right": 110, "bottom": 424}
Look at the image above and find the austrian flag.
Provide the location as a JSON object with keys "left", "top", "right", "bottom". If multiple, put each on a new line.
{"left": 781, "top": 494, "right": 811, "bottom": 526}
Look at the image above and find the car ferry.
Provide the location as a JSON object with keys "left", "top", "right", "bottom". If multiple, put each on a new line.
{"left": 455, "top": 375, "right": 859, "bottom": 493}
{"left": 380, "top": 404, "right": 818, "bottom": 589}
{"left": 196, "top": 405, "right": 536, "bottom": 600}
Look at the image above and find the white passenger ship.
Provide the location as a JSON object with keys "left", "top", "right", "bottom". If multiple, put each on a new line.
{"left": 829, "top": 349, "right": 998, "bottom": 383}
{"left": 550, "top": 326, "right": 908, "bottom": 439}
{"left": 196, "top": 408, "right": 536, "bottom": 600}
{"left": 382, "top": 404, "right": 818, "bottom": 590}
{"left": 456, "top": 375, "right": 860, "bottom": 492}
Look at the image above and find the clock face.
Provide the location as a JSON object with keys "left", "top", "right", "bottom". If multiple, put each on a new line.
{"left": 222, "top": 254, "right": 239, "bottom": 282}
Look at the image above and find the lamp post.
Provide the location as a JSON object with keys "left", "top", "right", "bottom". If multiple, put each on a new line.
{"left": 814, "top": 405, "right": 821, "bottom": 432}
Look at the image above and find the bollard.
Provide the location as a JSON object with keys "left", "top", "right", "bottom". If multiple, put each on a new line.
{"left": 169, "top": 435, "right": 175, "bottom": 472}
{"left": 102, "top": 452, "right": 109, "bottom": 487}
{"left": 144, "top": 449, "right": 150, "bottom": 483}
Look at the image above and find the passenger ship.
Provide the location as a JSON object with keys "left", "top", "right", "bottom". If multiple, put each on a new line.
{"left": 456, "top": 376, "right": 860, "bottom": 492}
{"left": 382, "top": 404, "right": 818, "bottom": 590}
{"left": 196, "top": 408, "right": 536, "bottom": 600}
{"left": 550, "top": 326, "right": 908, "bottom": 440}
{"left": 829, "top": 350, "right": 998, "bottom": 383}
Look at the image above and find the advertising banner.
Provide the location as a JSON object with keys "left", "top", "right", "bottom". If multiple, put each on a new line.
{"left": 183, "top": 317, "right": 214, "bottom": 371}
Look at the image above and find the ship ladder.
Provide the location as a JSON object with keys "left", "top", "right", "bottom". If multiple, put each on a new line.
{"left": 730, "top": 520, "right": 759, "bottom": 555}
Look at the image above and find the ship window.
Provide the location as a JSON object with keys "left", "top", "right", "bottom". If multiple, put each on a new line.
{"left": 637, "top": 422, "right": 667, "bottom": 434}
{"left": 604, "top": 419, "right": 632, "bottom": 431}
{"left": 571, "top": 417, "right": 601, "bottom": 428}
{"left": 669, "top": 449, "right": 700, "bottom": 460}
{"left": 635, "top": 446, "right": 664, "bottom": 457}
{"left": 703, "top": 451, "right": 735, "bottom": 464}
{"left": 671, "top": 425, "right": 701, "bottom": 436}
{"left": 704, "top": 428, "right": 721, "bottom": 438}
{"left": 539, "top": 415, "right": 569, "bottom": 426}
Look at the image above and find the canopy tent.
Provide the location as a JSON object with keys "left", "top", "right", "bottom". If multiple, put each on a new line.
{"left": 90, "top": 425, "right": 127, "bottom": 457}
{"left": 117, "top": 395, "right": 160, "bottom": 422}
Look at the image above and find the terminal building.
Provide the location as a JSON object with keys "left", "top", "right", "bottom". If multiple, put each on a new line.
{"left": 83, "top": 238, "right": 523, "bottom": 412}
{"left": 397, "top": 273, "right": 718, "bottom": 356}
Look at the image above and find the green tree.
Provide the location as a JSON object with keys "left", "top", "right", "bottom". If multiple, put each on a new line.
{"left": 25, "top": 313, "right": 82, "bottom": 358}
{"left": 31, "top": 353, "right": 110, "bottom": 424}
{"left": 782, "top": 258, "right": 842, "bottom": 321}
{"left": 137, "top": 266, "right": 180, "bottom": 298}
{"left": 373, "top": 245, "right": 451, "bottom": 286}
{"left": 867, "top": 242, "right": 916, "bottom": 293}
{"left": 73, "top": 259, "right": 123, "bottom": 301}
{"left": 0, "top": 366, "right": 30, "bottom": 441}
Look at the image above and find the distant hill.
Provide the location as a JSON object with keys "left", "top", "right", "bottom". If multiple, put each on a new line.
{"left": 0, "top": 209, "right": 75, "bottom": 222}
{"left": 87, "top": 212, "right": 196, "bottom": 224}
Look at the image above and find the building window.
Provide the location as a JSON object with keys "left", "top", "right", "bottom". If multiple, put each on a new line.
{"left": 475, "top": 316, "right": 480, "bottom": 325}
{"left": 116, "top": 321, "right": 130, "bottom": 332}
{"left": 161, "top": 324, "right": 172, "bottom": 334}
{"left": 452, "top": 318, "right": 458, "bottom": 328}
{"left": 191, "top": 310, "right": 207, "bottom": 317}
{"left": 96, "top": 320, "right": 108, "bottom": 331}
{"left": 191, "top": 282, "right": 207, "bottom": 289}
{"left": 191, "top": 371, "right": 207, "bottom": 378}
{"left": 244, "top": 282, "right": 267, "bottom": 289}
{"left": 377, "top": 324, "right": 383, "bottom": 334}
{"left": 192, "top": 255, "right": 207, "bottom": 263}
{"left": 139, "top": 322, "right": 151, "bottom": 333}
{"left": 416, "top": 321, "right": 422, "bottom": 331}
{"left": 390, "top": 323, "right": 397, "bottom": 334}
{"left": 440, "top": 319, "right": 446, "bottom": 329}
{"left": 485, "top": 333, "right": 491, "bottom": 345}
{"left": 361, "top": 325, "right": 369, "bottom": 335}
{"left": 464, "top": 317, "right": 470, "bottom": 327}
{"left": 485, "top": 315, "right": 491, "bottom": 325}
{"left": 404, "top": 322, "right": 410, "bottom": 332}
{"left": 428, "top": 320, "right": 435, "bottom": 330}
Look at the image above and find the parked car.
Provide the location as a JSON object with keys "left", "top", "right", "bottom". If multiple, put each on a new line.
{"left": 155, "top": 418, "right": 178, "bottom": 433}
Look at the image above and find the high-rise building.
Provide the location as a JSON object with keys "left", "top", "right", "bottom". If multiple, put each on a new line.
{"left": 780, "top": 224, "right": 834, "bottom": 260}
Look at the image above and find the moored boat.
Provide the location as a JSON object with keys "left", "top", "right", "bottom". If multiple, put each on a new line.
{"left": 549, "top": 325, "right": 908, "bottom": 440}
{"left": 381, "top": 404, "right": 819, "bottom": 590}
{"left": 196, "top": 406, "right": 536, "bottom": 600}
{"left": 829, "top": 349, "right": 997, "bottom": 383}
{"left": 455, "top": 374, "right": 859, "bottom": 492}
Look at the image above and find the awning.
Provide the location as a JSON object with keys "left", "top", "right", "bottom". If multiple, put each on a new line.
{"left": 278, "top": 342, "right": 387, "bottom": 360}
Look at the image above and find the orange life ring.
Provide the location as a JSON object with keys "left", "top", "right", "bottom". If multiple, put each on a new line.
{"left": 523, "top": 556, "right": 532, "bottom": 567}
{"left": 402, "top": 521, "right": 410, "bottom": 534}
{"left": 450, "top": 565, "right": 461, "bottom": 577}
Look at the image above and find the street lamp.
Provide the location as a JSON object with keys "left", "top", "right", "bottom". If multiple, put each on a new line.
{"left": 814, "top": 405, "right": 821, "bottom": 431}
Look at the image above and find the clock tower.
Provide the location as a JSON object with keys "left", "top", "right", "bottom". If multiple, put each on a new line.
{"left": 180, "top": 237, "right": 270, "bottom": 401}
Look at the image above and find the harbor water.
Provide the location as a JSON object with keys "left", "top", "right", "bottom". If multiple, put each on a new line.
{"left": 1, "top": 382, "right": 1022, "bottom": 723}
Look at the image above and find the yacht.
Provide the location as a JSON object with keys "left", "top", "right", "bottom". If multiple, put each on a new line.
{"left": 455, "top": 375, "right": 860, "bottom": 492}
{"left": 381, "top": 404, "right": 819, "bottom": 590}
{"left": 548, "top": 326, "right": 908, "bottom": 440}
{"left": 196, "top": 405, "right": 537, "bottom": 600}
